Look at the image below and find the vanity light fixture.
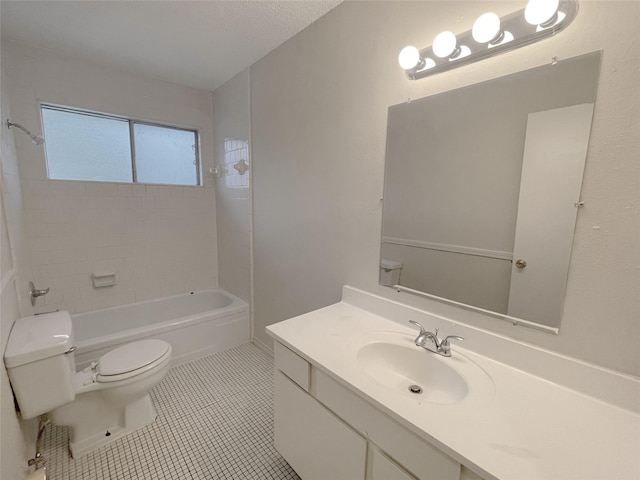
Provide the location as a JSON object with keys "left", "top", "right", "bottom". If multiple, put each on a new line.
{"left": 399, "top": 0, "right": 578, "bottom": 79}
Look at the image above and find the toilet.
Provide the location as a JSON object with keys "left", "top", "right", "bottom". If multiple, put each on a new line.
{"left": 4, "top": 311, "right": 172, "bottom": 458}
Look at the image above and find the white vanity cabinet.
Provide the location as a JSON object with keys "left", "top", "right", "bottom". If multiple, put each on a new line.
{"left": 273, "top": 341, "right": 475, "bottom": 480}
{"left": 274, "top": 370, "right": 367, "bottom": 479}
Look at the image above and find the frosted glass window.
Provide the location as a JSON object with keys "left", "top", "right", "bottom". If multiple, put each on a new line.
{"left": 134, "top": 124, "right": 198, "bottom": 186}
{"left": 40, "top": 105, "right": 200, "bottom": 186}
{"left": 42, "top": 107, "right": 132, "bottom": 182}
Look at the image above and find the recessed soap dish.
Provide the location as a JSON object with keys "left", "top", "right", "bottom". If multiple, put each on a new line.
{"left": 92, "top": 272, "right": 116, "bottom": 288}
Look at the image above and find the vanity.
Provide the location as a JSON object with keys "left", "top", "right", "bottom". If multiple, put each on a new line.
{"left": 266, "top": 286, "right": 640, "bottom": 480}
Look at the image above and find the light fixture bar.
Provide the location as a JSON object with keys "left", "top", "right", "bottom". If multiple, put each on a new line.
{"left": 403, "top": 0, "right": 578, "bottom": 80}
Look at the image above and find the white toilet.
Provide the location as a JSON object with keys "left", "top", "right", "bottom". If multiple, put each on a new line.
{"left": 4, "top": 311, "right": 172, "bottom": 458}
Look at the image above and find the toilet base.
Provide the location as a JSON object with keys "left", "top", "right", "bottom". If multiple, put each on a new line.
{"left": 69, "top": 393, "right": 157, "bottom": 458}
{"left": 51, "top": 391, "right": 159, "bottom": 458}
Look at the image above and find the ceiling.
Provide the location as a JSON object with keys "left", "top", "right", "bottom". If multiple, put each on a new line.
{"left": 0, "top": 0, "right": 342, "bottom": 92}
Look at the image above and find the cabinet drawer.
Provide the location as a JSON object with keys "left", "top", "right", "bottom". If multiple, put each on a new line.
{"left": 274, "top": 370, "right": 367, "bottom": 480}
{"left": 274, "top": 341, "right": 310, "bottom": 391}
{"left": 315, "top": 369, "right": 460, "bottom": 480}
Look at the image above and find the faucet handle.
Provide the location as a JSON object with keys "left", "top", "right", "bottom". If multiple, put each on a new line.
{"left": 440, "top": 335, "right": 464, "bottom": 356}
{"left": 442, "top": 335, "right": 464, "bottom": 346}
{"left": 408, "top": 320, "right": 426, "bottom": 334}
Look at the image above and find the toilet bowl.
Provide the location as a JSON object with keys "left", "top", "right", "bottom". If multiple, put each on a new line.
{"left": 4, "top": 312, "right": 172, "bottom": 458}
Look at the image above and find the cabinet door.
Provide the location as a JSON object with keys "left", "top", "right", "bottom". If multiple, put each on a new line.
{"left": 274, "top": 370, "right": 367, "bottom": 480}
{"left": 370, "top": 447, "right": 416, "bottom": 480}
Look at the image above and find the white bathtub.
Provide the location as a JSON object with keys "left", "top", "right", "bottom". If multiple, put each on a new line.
{"left": 72, "top": 289, "right": 250, "bottom": 370}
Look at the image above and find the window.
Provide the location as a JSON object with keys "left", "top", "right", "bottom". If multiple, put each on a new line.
{"left": 41, "top": 105, "right": 200, "bottom": 186}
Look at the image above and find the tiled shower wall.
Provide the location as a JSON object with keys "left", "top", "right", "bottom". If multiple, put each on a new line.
{"left": 21, "top": 180, "right": 216, "bottom": 313}
{"left": 1, "top": 69, "right": 38, "bottom": 480}
{"left": 3, "top": 42, "right": 218, "bottom": 314}
{"left": 212, "top": 70, "right": 251, "bottom": 307}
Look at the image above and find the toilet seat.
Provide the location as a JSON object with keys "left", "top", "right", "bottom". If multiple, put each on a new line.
{"left": 96, "top": 339, "right": 171, "bottom": 383}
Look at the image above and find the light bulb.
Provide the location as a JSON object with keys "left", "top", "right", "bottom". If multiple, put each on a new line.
{"left": 525, "top": 0, "right": 560, "bottom": 26}
{"left": 398, "top": 46, "right": 421, "bottom": 70}
{"left": 472, "top": 12, "right": 502, "bottom": 44}
{"left": 432, "top": 31, "right": 458, "bottom": 58}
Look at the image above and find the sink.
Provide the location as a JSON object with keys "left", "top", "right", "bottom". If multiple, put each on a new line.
{"left": 349, "top": 331, "right": 494, "bottom": 405}
{"left": 357, "top": 342, "right": 468, "bottom": 404}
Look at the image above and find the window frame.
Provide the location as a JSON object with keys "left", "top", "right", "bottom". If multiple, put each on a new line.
{"left": 40, "top": 103, "right": 202, "bottom": 186}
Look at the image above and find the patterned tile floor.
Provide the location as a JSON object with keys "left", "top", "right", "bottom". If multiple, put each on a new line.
{"left": 40, "top": 344, "right": 300, "bottom": 480}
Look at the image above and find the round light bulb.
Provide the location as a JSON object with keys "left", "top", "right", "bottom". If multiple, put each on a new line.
{"left": 525, "top": 0, "right": 560, "bottom": 26}
{"left": 472, "top": 12, "right": 502, "bottom": 44}
{"left": 398, "top": 46, "right": 421, "bottom": 70}
{"left": 432, "top": 31, "right": 458, "bottom": 58}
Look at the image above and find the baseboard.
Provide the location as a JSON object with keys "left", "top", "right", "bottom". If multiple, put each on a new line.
{"left": 252, "top": 336, "right": 274, "bottom": 357}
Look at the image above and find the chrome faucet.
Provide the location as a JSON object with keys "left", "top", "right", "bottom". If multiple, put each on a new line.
{"left": 409, "top": 321, "right": 464, "bottom": 357}
{"left": 28, "top": 281, "right": 50, "bottom": 307}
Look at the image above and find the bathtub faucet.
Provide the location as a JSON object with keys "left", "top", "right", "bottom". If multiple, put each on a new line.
{"left": 29, "top": 281, "right": 50, "bottom": 306}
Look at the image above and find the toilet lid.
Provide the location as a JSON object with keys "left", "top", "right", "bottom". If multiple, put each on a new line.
{"left": 98, "top": 339, "right": 170, "bottom": 376}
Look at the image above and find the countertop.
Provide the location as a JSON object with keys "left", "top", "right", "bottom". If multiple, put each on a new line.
{"left": 267, "top": 300, "right": 640, "bottom": 480}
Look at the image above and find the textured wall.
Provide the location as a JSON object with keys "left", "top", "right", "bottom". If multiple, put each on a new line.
{"left": 3, "top": 42, "right": 218, "bottom": 314}
{"left": 249, "top": 1, "right": 639, "bottom": 375}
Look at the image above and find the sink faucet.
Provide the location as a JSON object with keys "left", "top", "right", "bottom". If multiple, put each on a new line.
{"left": 409, "top": 321, "right": 464, "bottom": 357}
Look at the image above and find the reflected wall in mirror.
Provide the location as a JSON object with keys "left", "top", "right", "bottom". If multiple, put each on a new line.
{"left": 380, "top": 51, "right": 602, "bottom": 331}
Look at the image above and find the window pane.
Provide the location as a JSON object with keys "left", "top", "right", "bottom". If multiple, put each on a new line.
{"left": 133, "top": 124, "right": 198, "bottom": 186}
{"left": 42, "top": 107, "right": 133, "bottom": 183}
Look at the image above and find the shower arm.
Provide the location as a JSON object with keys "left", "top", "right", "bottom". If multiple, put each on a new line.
{"left": 6, "top": 119, "right": 45, "bottom": 145}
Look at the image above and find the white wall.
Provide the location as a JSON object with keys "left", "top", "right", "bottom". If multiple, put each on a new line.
{"left": 212, "top": 69, "right": 252, "bottom": 306}
{"left": 1, "top": 70, "right": 37, "bottom": 480}
{"left": 249, "top": 1, "right": 640, "bottom": 376}
{"left": 3, "top": 42, "right": 218, "bottom": 314}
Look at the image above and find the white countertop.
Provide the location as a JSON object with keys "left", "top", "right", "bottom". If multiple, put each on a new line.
{"left": 266, "top": 300, "right": 640, "bottom": 480}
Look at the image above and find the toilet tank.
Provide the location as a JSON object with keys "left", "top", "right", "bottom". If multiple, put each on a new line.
{"left": 380, "top": 259, "right": 403, "bottom": 286}
{"left": 4, "top": 311, "right": 76, "bottom": 419}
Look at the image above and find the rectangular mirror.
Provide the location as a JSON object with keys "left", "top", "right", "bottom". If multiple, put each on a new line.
{"left": 380, "top": 51, "right": 602, "bottom": 332}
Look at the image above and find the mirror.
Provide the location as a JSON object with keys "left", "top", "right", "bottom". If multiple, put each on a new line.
{"left": 381, "top": 51, "right": 602, "bottom": 332}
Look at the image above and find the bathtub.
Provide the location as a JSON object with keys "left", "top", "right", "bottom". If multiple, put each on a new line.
{"left": 72, "top": 289, "right": 250, "bottom": 370}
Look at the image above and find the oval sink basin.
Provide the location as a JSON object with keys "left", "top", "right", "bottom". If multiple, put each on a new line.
{"left": 357, "top": 342, "right": 468, "bottom": 404}
{"left": 349, "top": 331, "right": 495, "bottom": 405}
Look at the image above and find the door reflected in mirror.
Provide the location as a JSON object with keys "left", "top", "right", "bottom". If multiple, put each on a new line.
{"left": 380, "top": 51, "right": 602, "bottom": 331}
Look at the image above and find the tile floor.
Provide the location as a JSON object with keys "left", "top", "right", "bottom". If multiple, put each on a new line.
{"left": 40, "top": 344, "right": 300, "bottom": 480}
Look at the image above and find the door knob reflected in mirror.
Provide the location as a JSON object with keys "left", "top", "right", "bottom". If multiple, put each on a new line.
{"left": 515, "top": 259, "right": 527, "bottom": 269}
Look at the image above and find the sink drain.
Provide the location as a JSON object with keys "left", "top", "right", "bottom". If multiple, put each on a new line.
{"left": 408, "top": 384, "right": 423, "bottom": 394}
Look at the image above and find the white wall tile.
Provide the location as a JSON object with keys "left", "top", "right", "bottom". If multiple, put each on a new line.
{"left": 4, "top": 43, "right": 218, "bottom": 314}
{"left": 212, "top": 70, "right": 252, "bottom": 306}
